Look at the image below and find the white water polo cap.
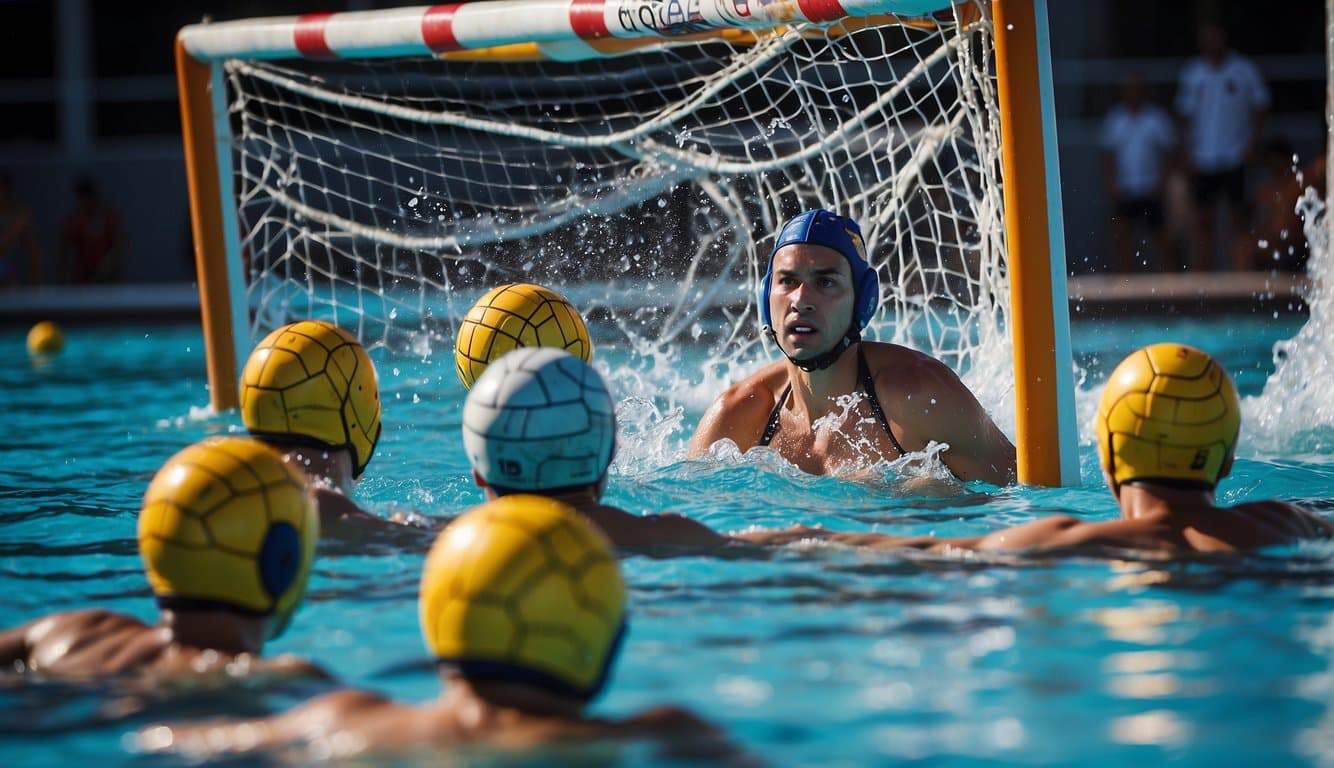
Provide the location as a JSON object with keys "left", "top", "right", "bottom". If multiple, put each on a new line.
{"left": 463, "top": 347, "right": 617, "bottom": 493}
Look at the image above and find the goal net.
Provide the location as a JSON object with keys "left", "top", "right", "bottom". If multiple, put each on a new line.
{"left": 189, "top": 0, "right": 1011, "bottom": 413}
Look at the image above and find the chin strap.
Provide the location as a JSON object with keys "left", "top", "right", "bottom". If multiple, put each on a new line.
{"left": 763, "top": 324, "right": 860, "bottom": 372}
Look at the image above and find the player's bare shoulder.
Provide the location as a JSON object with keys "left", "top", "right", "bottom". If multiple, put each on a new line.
{"left": 860, "top": 341, "right": 965, "bottom": 427}
{"left": 24, "top": 609, "right": 149, "bottom": 653}
{"left": 1230, "top": 500, "right": 1334, "bottom": 541}
{"left": 722, "top": 361, "right": 788, "bottom": 410}
{"left": 861, "top": 342, "right": 959, "bottom": 397}
{"left": 689, "top": 360, "right": 788, "bottom": 453}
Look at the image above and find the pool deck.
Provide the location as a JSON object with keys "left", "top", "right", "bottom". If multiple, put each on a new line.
{"left": 0, "top": 271, "right": 1313, "bottom": 326}
{"left": 0, "top": 283, "right": 201, "bottom": 324}
{"left": 1067, "top": 271, "right": 1311, "bottom": 316}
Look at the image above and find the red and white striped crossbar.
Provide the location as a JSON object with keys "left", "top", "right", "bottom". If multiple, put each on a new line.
{"left": 179, "top": 0, "right": 952, "bottom": 61}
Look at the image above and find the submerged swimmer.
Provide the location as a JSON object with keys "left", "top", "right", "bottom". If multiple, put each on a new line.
{"left": 880, "top": 345, "right": 1331, "bottom": 555}
{"left": 140, "top": 496, "right": 741, "bottom": 762}
{"left": 690, "top": 209, "right": 1015, "bottom": 483}
{"left": 0, "top": 438, "right": 323, "bottom": 683}
{"left": 465, "top": 347, "right": 944, "bottom": 554}
{"left": 240, "top": 321, "right": 402, "bottom": 536}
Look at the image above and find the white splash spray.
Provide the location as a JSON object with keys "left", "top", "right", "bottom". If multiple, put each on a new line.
{"left": 1244, "top": 188, "right": 1333, "bottom": 457}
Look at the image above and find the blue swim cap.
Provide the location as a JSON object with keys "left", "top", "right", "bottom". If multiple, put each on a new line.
{"left": 759, "top": 209, "right": 879, "bottom": 332}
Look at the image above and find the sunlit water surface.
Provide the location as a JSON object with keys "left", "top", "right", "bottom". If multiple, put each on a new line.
{"left": 1, "top": 314, "right": 1332, "bottom": 767}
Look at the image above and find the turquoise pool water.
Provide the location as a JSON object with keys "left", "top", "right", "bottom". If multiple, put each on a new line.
{"left": 2, "top": 314, "right": 1333, "bottom": 766}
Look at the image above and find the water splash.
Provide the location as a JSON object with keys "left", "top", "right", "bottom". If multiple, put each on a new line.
{"left": 678, "top": 433, "right": 957, "bottom": 490}
{"left": 153, "top": 404, "right": 218, "bottom": 430}
{"left": 1245, "top": 189, "right": 1334, "bottom": 457}
{"left": 611, "top": 395, "right": 686, "bottom": 477}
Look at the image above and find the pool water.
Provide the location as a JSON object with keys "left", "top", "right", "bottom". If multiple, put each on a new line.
{"left": 2, "top": 314, "right": 1333, "bottom": 767}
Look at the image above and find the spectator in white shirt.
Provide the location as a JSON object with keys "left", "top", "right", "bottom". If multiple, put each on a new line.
{"left": 1175, "top": 23, "right": 1269, "bottom": 270}
{"left": 1100, "top": 74, "right": 1175, "bottom": 272}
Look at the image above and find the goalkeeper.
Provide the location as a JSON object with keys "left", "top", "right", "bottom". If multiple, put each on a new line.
{"left": 689, "top": 209, "right": 1016, "bottom": 484}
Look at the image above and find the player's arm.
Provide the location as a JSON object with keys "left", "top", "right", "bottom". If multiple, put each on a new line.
{"left": 963, "top": 515, "right": 1177, "bottom": 554}
{"left": 733, "top": 525, "right": 941, "bottom": 550}
{"left": 580, "top": 505, "right": 730, "bottom": 553}
{"left": 254, "top": 654, "right": 336, "bottom": 683}
{"left": 886, "top": 356, "right": 1016, "bottom": 485}
{"left": 687, "top": 379, "right": 775, "bottom": 457}
{"left": 626, "top": 706, "right": 758, "bottom": 765}
{"left": 313, "top": 488, "right": 437, "bottom": 548}
{"left": 0, "top": 620, "right": 33, "bottom": 669}
{"left": 1227, "top": 501, "right": 1334, "bottom": 543}
{"left": 139, "top": 689, "right": 383, "bottom": 757}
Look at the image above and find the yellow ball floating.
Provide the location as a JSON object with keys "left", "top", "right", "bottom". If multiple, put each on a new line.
{"left": 27, "top": 321, "right": 64, "bottom": 357}
{"left": 454, "top": 283, "right": 591, "bottom": 389}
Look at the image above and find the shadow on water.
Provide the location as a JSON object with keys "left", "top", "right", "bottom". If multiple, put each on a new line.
{"left": 0, "top": 674, "right": 336, "bottom": 737}
{"left": 0, "top": 567, "right": 141, "bottom": 584}
{"left": 0, "top": 539, "right": 138, "bottom": 558}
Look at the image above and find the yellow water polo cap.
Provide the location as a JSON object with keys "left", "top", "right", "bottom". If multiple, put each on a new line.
{"left": 240, "top": 321, "right": 382, "bottom": 478}
{"left": 420, "top": 495, "right": 626, "bottom": 701}
{"left": 454, "top": 283, "right": 592, "bottom": 389}
{"left": 138, "top": 437, "right": 319, "bottom": 639}
{"left": 1095, "top": 343, "right": 1241, "bottom": 492}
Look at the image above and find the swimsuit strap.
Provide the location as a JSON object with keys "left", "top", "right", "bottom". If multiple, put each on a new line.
{"left": 756, "top": 348, "right": 906, "bottom": 456}
{"left": 757, "top": 385, "right": 791, "bottom": 447}
{"left": 858, "top": 347, "right": 908, "bottom": 457}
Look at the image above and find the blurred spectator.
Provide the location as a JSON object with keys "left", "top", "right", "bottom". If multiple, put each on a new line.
{"left": 1175, "top": 23, "right": 1269, "bottom": 271}
{"left": 0, "top": 172, "right": 41, "bottom": 287}
{"left": 1100, "top": 73, "right": 1175, "bottom": 272}
{"left": 61, "top": 176, "right": 123, "bottom": 283}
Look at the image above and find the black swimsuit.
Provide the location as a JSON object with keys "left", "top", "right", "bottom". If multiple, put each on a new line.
{"left": 757, "top": 346, "right": 907, "bottom": 455}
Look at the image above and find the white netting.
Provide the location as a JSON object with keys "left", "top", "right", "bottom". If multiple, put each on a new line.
{"left": 222, "top": 1, "right": 1011, "bottom": 416}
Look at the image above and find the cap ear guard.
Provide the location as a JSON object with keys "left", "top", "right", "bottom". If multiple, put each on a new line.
{"left": 349, "top": 420, "right": 381, "bottom": 479}
{"left": 259, "top": 522, "right": 301, "bottom": 602}
{"left": 853, "top": 267, "right": 880, "bottom": 330}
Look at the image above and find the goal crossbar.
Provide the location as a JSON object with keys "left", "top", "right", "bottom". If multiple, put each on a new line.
{"left": 179, "top": 1, "right": 958, "bottom": 62}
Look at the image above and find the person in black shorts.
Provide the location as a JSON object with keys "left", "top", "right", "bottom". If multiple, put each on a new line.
{"left": 1191, "top": 166, "right": 1247, "bottom": 212}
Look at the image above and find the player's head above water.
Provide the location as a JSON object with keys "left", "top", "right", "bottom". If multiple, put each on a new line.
{"left": 240, "top": 321, "right": 382, "bottom": 480}
{"left": 138, "top": 437, "right": 320, "bottom": 643}
{"left": 1095, "top": 343, "right": 1242, "bottom": 496}
{"left": 419, "top": 495, "right": 627, "bottom": 704}
{"left": 463, "top": 347, "right": 616, "bottom": 498}
{"left": 759, "top": 209, "right": 879, "bottom": 372}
